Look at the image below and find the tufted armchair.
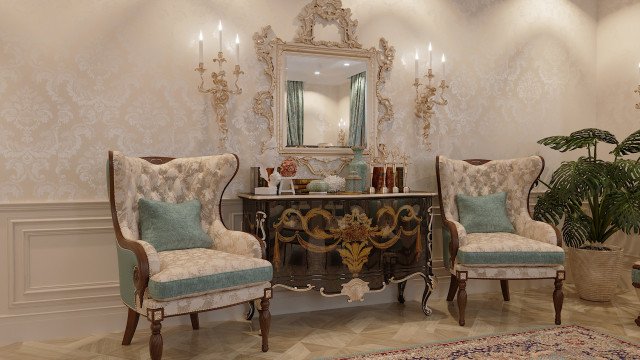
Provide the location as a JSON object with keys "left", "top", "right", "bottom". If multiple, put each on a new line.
{"left": 107, "top": 151, "right": 273, "bottom": 360}
{"left": 436, "top": 156, "right": 564, "bottom": 326}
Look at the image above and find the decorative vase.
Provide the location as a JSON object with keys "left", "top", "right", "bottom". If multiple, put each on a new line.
{"left": 349, "top": 147, "right": 368, "bottom": 192}
{"left": 345, "top": 170, "right": 362, "bottom": 194}
{"left": 568, "top": 245, "right": 623, "bottom": 302}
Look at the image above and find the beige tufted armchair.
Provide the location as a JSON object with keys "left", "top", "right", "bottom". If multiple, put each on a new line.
{"left": 108, "top": 151, "right": 273, "bottom": 360}
{"left": 436, "top": 156, "right": 565, "bottom": 326}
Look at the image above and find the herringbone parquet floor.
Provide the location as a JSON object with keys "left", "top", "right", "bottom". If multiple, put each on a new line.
{"left": 1, "top": 284, "right": 638, "bottom": 359}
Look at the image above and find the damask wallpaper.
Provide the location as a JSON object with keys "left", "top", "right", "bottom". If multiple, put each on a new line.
{"left": 0, "top": 0, "right": 603, "bottom": 201}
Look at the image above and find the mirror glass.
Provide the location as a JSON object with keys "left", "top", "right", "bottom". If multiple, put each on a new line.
{"left": 284, "top": 53, "right": 367, "bottom": 148}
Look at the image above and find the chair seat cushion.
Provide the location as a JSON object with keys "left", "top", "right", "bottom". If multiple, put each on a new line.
{"left": 457, "top": 233, "right": 564, "bottom": 266}
{"left": 633, "top": 261, "right": 640, "bottom": 285}
{"left": 148, "top": 248, "right": 272, "bottom": 301}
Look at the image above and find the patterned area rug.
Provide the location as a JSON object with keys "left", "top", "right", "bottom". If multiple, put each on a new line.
{"left": 335, "top": 325, "right": 640, "bottom": 359}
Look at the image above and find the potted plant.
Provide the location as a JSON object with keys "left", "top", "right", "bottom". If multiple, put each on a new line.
{"left": 534, "top": 128, "right": 640, "bottom": 301}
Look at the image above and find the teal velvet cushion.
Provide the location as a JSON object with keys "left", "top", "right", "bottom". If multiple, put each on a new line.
{"left": 455, "top": 192, "right": 515, "bottom": 233}
{"left": 138, "top": 198, "right": 213, "bottom": 252}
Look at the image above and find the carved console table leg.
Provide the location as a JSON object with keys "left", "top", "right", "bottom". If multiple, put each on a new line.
{"left": 420, "top": 274, "right": 433, "bottom": 316}
{"left": 397, "top": 281, "right": 406, "bottom": 304}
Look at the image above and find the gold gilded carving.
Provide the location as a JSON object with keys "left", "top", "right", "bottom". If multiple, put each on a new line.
{"left": 252, "top": 0, "right": 395, "bottom": 175}
{"left": 414, "top": 69, "right": 448, "bottom": 149}
{"left": 319, "top": 278, "right": 387, "bottom": 302}
{"left": 196, "top": 51, "right": 244, "bottom": 147}
{"left": 273, "top": 205, "right": 422, "bottom": 274}
{"left": 294, "top": 0, "right": 361, "bottom": 48}
{"left": 635, "top": 85, "right": 640, "bottom": 110}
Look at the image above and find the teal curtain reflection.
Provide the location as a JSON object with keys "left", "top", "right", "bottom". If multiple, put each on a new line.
{"left": 286, "top": 80, "right": 304, "bottom": 146}
{"left": 348, "top": 72, "right": 366, "bottom": 147}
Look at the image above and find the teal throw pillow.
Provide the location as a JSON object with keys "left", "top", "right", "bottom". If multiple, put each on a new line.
{"left": 138, "top": 198, "right": 213, "bottom": 252}
{"left": 455, "top": 192, "right": 515, "bottom": 234}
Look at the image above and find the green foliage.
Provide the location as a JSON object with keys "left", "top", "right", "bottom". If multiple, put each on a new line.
{"left": 534, "top": 128, "right": 640, "bottom": 247}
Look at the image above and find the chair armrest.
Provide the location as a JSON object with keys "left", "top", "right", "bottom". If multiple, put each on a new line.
{"left": 212, "top": 220, "right": 264, "bottom": 259}
{"left": 514, "top": 214, "right": 561, "bottom": 246}
{"left": 134, "top": 240, "right": 161, "bottom": 275}
{"left": 114, "top": 237, "right": 156, "bottom": 307}
{"left": 443, "top": 219, "right": 467, "bottom": 265}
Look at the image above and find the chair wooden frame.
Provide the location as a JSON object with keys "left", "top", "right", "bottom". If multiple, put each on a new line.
{"left": 435, "top": 156, "right": 564, "bottom": 326}
{"left": 108, "top": 151, "right": 272, "bottom": 359}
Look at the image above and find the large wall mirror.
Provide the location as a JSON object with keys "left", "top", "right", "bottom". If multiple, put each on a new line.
{"left": 253, "top": 0, "right": 395, "bottom": 175}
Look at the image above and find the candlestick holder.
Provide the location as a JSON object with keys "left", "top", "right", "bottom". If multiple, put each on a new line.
{"left": 635, "top": 85, "right": 640, "bottom": 110}
{"left": 195, "top": 51, "right": 244, "bottom": 144}
{"left": 337, "top": 128, "right": 346, "bottom": 146}
{"left": 414, "top": 68, "right": 448, "bottom": 148}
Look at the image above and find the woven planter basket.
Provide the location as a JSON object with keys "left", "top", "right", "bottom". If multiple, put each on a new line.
{"left": 568, "top": 245, "right": 623, "bottom": 302}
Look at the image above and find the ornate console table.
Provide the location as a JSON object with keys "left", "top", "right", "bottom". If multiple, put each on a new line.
{"left": 239, "top": 192, "right": 436, "bottom": 316}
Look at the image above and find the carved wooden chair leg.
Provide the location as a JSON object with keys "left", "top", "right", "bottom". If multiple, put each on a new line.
{"left": 636, "top": 315, "right": 640, "bottom": 327}
{"left": 258, "top": 295, "right": 271, "bottom": 352}
{"left": 122, "top": 308, "right": 139, "bottom": 345}
{"left": 553, "top": 271, "right": 565, "bottom": 325}
{"left": 500, "top": 280, "right": 510, "bottom": 301}
{"left": 149, "top": 319, "right": 163, "bottom": 360}
{"left": 457, "top": 272, "right": 468, "bottom": 326}
{"left": 246, "top": 301, "right": 256, "bottom": 320}
{"left": 446, "top": 274, "right": 458, "bottom": 301}
{"left": 190, "top": 313, "right": 200, "bottom": 330}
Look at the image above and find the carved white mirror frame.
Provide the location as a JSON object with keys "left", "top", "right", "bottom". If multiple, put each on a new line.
{"left": 252, "top": 0, "right": 395, "bottom": 176}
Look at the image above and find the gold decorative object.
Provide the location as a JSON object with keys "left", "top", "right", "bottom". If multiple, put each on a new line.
{"left": 319, "top": 278, "right": 386, "bottom": 302}
{"left": 195, "top": 51, "right": 243, "bottom": 145}
{"left": 274, "top": 206, "right": 421, "bottom": 274}
{"left": 635, "top": 85, "right": 640, "bottom": 110}
{"left": 252, "top": 0, "right": 395, "bottom": 175}
{"left": 414, "top": 63, "right": 448, "bottom": 149}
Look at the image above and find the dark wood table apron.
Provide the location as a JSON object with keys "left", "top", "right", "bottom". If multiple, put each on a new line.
{"left": 239, "top": 192, "right": 436, "bottom": 316}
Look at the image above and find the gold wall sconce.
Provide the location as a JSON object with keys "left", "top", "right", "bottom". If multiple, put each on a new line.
{"left": 414, "top": 43, "right": 448, "bottom": 149}
{"left": 195, "top": 23, "right": 243, "bottom": 145}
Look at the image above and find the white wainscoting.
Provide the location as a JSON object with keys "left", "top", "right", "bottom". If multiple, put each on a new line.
{"left": 0, "top": 198, "right": 637, "bottom": 345}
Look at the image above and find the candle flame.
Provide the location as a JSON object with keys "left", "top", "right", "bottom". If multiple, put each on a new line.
{"left": 218, "top": 20, "right": 222, "bottom": 31}
{"left": 415, "top": 49, "right": 419, "bottom": 60}
{"left": 428, "top": 42, "right": 432, "bottom": 52}
{"left": 199, "top": 30, "right": 203, "bottom": 41}
{"left": 442, "top": 54, "right": 446, "bottom": 63}
{"left": 235, "top": 34, "right": 239, "bottom": 44}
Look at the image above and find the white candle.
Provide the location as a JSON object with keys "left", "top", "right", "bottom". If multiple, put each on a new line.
{"left": 414, "top": 50, "right": 419, "bottom": 79}
{"left": 442, "top": 53, "right": 446, "bottom": 78}
{"left": 428, "top": 42, "right": 433, "bottom": 69}
{"left": 198, "top": 30, "right": 203, "bottom": 64}
{"left": 218, "top": 20, "right": 223, "bottom": 53}
{"left": 235, "top": 34, "right": 240, "bottom": 63}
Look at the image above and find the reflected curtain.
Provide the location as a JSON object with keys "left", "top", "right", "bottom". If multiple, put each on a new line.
{"left": 348, "top": 72, "right": 366, "bottom": 147}
{"left": 286, "top": 80, "right": 304, "bottom": 146}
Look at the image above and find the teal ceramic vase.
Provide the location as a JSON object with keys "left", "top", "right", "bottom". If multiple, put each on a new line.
{"left": 349, "top": 147, "right": 368, "bottom": 192}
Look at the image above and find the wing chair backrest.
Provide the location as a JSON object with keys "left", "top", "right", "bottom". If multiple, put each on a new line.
{"left": 436, "top": 156, "right": 544, "bottom": 225}
{"left": 108, "top": 151, "right": 239, "bottom": 241}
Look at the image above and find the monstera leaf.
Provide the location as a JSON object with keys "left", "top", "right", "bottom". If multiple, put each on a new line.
{"left": 561, "top": 211, "right": 592, "bottom": 248}
{"left": 535, "top": 127, "right": 640, "bottom": 246}
{"left": 612, "top": 129, "right": 640, "bottom": 156}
